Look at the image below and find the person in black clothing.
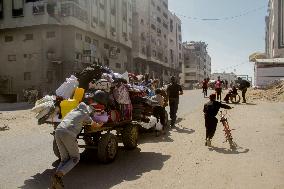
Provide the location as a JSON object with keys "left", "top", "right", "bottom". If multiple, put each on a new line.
{"left": 203, "top": 93, "right": 232, "bottom": 146}
{"left": 236, "top": 77, "right": 250, "bottom": 103}
{"left": 167, "top": 76, "right": 183, "bottom": 127}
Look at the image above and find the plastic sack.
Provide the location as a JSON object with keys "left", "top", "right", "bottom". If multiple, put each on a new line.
{"left": 93, "top": 112, "right": 109, "bottom": 123}
{"left": 155, "top": 121, "right": 163, "bottom": 131}
{"left": 140, "top": 116, "right": 157, "bottom": 129}
{"left": 56, "top": 75, "right": 79, "bottom": 99}
{"left": 35, "top": 95, "right": 54, "bottom": 107}
{"left": 101, "top": 73, "right": 114, "bottom": 83}
{"left": 121, "top": 71, "right": 129, "bottom": 83}
{"left": 32, "top": 100, "right": 54, "bottom": 113}
{"left": 89, "top": 79, "right": 112, "bottom": 92}
{"left": 113, "top": 84, "right": 131, "bottom": 104}
{"left": 35, "top": 101, "right": 54, "bottom": 119}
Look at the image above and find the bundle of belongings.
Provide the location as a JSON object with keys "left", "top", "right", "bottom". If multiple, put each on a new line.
{"left": 32, "top": 65, "right": 162, "bottom": 130}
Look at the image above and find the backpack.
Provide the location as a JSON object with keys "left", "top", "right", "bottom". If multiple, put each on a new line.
{"left": 215, "top": 80, "right": 222, "bottom": 89}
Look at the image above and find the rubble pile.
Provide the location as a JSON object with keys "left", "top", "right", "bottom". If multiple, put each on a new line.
{"left": 247, "top": 80, "right": 284, "bottom": 102}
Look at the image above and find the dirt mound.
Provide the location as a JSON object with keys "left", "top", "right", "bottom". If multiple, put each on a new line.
{"left": 247, "top": 80, "right": 284, "bottom": 102}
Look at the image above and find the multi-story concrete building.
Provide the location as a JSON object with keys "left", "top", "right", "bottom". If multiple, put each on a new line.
{"left": 265, "top": 0, "right": 284, "bottom": 58}
{"left": 211, "top": 72, "right": 237, "bottom": 85}
{"left": 132, "top": 0, "right": 182, "bottom": 83}
{"left": 250, "top": 0, "right": 284, "bottom": 87}
{"left": 182, "top": 41, "right": 211, "bottom": 89}
{"left": 0, "top": 0, "right": 133, "bottom": 98}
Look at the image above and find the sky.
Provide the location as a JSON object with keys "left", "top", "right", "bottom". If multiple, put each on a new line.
{"left": 168, "top": 0, "right": 268, "bottom": 78}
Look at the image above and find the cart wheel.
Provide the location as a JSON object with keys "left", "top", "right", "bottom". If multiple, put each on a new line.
{"left": 122, "top": 124, "right": 139, "bottom": 150}
{"left": 53, "top": 138, "right": 60, "bottom": 159}
{"left": 98, "top": 133, "right": 118, "bottom": 163}
{"left": 230, "top": 94, "right": 241, "bottom": 104}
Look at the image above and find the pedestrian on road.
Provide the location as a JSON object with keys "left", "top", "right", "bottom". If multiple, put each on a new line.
{"left": 214, "top": 76, "right": 223, "bottom": 102}
{"left": 167, "top": 76, "right": 183, "bottom": 127}
{"left": 237, "top": 77, "right": 250, "bottom": 103}
{"left": 51, "top": 102, "right": 95, "bottom": 189}
{"left": 202, "top": 78, "right": 208, "bottom": 97}
{"left": 151, "top": 88, "right": 166, "bottom": 136}
{"left": 203, "top": 93, "right": 232, "bottom": 147}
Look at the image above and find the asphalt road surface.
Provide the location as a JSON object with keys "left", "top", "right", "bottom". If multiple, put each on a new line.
{"left": 0, "top": 90, "right": 283, "bottom": 189}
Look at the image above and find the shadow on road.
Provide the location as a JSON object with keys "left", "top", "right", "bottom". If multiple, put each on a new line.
{"left": 208, "top": 146, "right": 249, "bottom": 154}
{"left": 19, "top": 148, "right": 170, "bottom": 189}
{"left": 139, "top": 129, "right": 174, "bottom": 144}
{"left": 0, "top": 103, "right": 33, "bottom": 111}
{"left": 234, "top": 102, "right": 257, "bottom": 106}
{"left": 172, "top": 126, "right": 195, "bottom": 135}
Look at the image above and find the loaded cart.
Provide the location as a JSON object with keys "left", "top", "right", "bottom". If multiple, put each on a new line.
{"left": 32, "top": 64, "right": 169, "bottom": 164}
{"left": 50, "top": 119, "right": 139, "bottom": 164}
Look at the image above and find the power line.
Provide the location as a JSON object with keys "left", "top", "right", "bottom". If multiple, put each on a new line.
{"left": 171, "top": 5, "right": 266, "bottom": 21}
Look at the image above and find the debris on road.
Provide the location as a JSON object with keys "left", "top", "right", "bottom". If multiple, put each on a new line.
{"left": 247, "top": 80, "right": 284, "bottom": 102}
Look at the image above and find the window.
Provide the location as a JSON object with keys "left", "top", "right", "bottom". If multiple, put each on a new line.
{"left": 141, "top": 47, "right": 146, "bottom": 55}
{"left": 46, "top": 31, "right": 55, "bottom": 38}
{"left": 163, "top": 22, "right": 168, "bottom": 29}
{"left": 164, "top": 34, "right": 167, "bottom": 39}
{"left": 85, "top": 36, "right": 91, "bottom": 43}
{"left": 140, "top": 19, "right": 144, "bottom": 25}
{"left": 152, "top": 50, "right": 156, "bottom": 57}
{"left": 163, "top": 12, "right": 168, "bottom": 19}
{"left": 5, "top": 36, "right": 13, "bottom": 42}
{"left": 115, "top": 63, "right": 121, "bottom": 68}
{"left": 46, "top": 71, "right": 53, "bottom": 83}
{"left": 163, "top": 1, "right": 168, "bottom": 9}
{"left": 178, "top": 34, "right": 182, "bottom": 41}
{"left": 157, "top": 28, "right": 161, "bottom": 35}
{"left": 24, "top": 72, "right": 31, "bottom": 81}
{"left": 0, "top": 0, "right": 4, "bottom": 19}
{"left": 179, "top": 53, "right": 182, "bottom": 59}
{"left": 179, "top": 43, "right": 181, "bottom": 50}
{"left": 23, "top": 54, "right": 32, "bottom": 59}
{"left": 33, "top": 2, "right": 45, "bottom": 15}
{"left": 75, "top": 52, "right": 82, "bottom": 60}
{"left": 170, "top": 19, "right": 173, "bottom": 32}
{"left": 25, "top": 34, "right": 33, "bottom": 40}
{"left": 157, "top": 17, "right": 161, "bottom": 23}
{"left": 157, "top": 6, "right": 161, "bottom": 12}
{"left": 110, "top": 0, "right": 115, "bottom": 15}
{"left": 141, "top": 33, "right": 146, "bottom": 41}
{"left": 12, "top": 0, "right": 24, "bottom": 17}
{"left": 178, "top": 25, "right": 181, "bottom": 32}
{"left": 104, "top": 43, "right": 109, "bottom": 49}
{"left": 76, "top": 33, "right": 82, "bottom": 40}
{"left": 151, "top": 24, "right": 156, "bottom": 30}
{"left": 8, "top": 55, "right": 16, "bottom": 61}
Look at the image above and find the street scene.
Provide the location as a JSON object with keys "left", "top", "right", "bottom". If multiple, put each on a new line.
{"left": 0, "top": 0, "right": 284, "bottom": 189}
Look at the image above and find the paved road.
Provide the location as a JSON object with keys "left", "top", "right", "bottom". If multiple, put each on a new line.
{"left": 0, "top": 90, "right": 283, "bottom": 189}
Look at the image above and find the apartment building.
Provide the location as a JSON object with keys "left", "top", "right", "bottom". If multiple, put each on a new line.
{"left": 250, "top": 0, "right": 284, "bottom": 87}
{"left": 132, "top": 0, "right": 181, "bottom": 83}
{"left": 265, "top": 0, "right": 284, "bottom": 58}
{"left": 182, "top": 41, "right": 211, "bottom": 89}
{"left": 0, "top": 0, "right": 133, "bottom": 97}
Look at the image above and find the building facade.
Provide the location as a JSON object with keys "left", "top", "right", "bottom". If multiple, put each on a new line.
{"left": 250, "top": 0, "right": 284, "bottom": 87}
{"left": 265, "top": 0, "right": 284, "bottom": 58}
{"left": 0, "top": 0, "right": 133, "bottom": 97}
{"left": 211, "top": 72, "right": 237, "bottom": 85}
{"left": 182, "top": 41, "right": 211, "bottom": 89}
{"left": 132, "top": 0, "right": 182, "bottom": 83}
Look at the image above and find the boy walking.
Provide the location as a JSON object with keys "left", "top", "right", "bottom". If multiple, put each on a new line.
{"left": 203, "top": 94, "right": 232, "bottom": 146}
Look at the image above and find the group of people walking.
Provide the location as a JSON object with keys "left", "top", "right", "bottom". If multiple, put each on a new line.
{"left": 201, "top": 76, "right": 250, "bottom": 103}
